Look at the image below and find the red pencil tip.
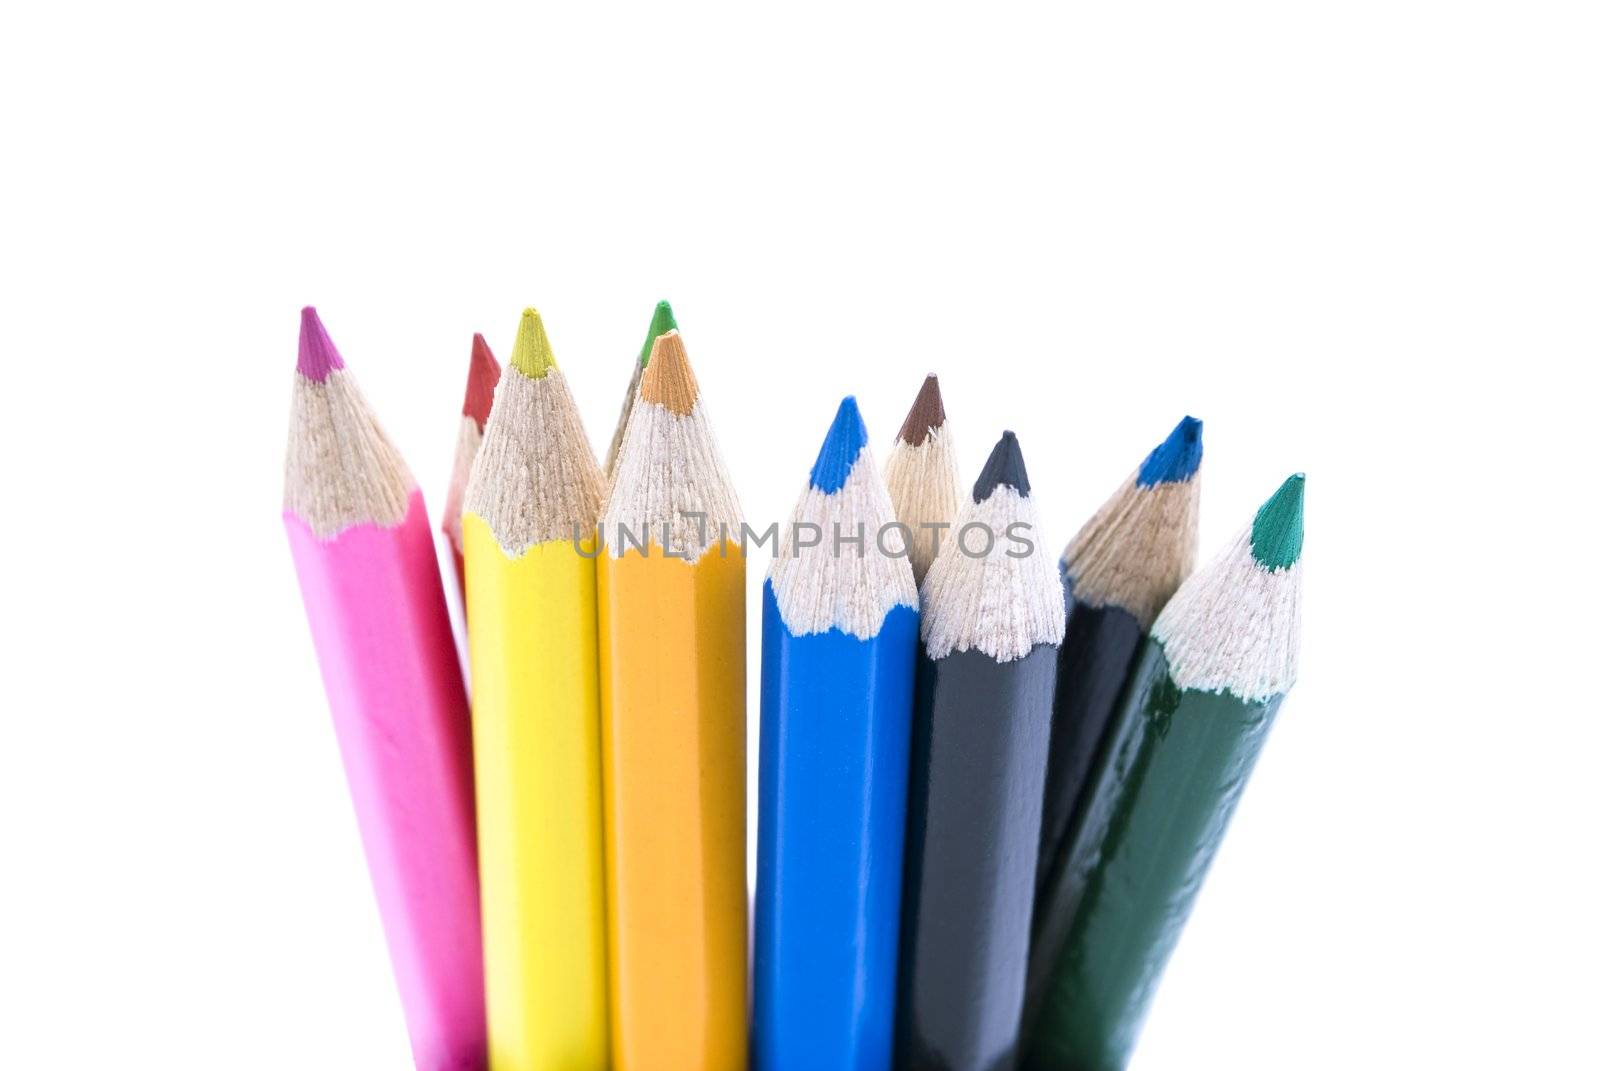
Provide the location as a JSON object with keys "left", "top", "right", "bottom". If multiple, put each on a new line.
{"left": 462, "top": 333, "right": 502, "bottom": 427}
{"left": 297, "top": 306, "right": 346, "bottom": 381}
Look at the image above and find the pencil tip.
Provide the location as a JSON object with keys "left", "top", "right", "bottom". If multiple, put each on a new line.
{"left": 639, "top": 300, "right": 678, "bottom": 367}
{"left": 973, "top": 431, "right": 1031, "bottom": 502}
{"left": 639, "top": 329, "right": 699, "bottom": 415}
{"left": 510, "top": 308, "right": 556, "bottom": 378}
{"left": 809, "top": 396, "right": 870, "bottom": 493}
{"left": 462, "top": 333, "right": 502, "bottom": 426}
{"left": 296, "top": 306, "right": 345, "bottom": 381}
{"left": 1251, "top": 474, "right": 1305, "bottom": 570}
{"left": 896, "top": 374, "right": 947, "bottom": 446}
{"left": 1136, "top": 415, "right": 1204, "bottom": 486}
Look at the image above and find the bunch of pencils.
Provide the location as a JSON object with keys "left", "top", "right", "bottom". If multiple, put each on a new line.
{"left": 284, "top": 303, "right": 1305, "bottom": 1071}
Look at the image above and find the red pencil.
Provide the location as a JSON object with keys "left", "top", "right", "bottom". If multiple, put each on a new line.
{"left": 442, "top": 333, "right": 502, "bottom": 597}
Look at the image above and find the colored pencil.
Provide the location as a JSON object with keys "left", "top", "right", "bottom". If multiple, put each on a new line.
{"left": 602, "top": 299, "right": 678, "bottom": 478}
{"left": 442, "top": 332, "right": 502, "bottom": 597}
{"left": 1032, "top": 417, "right": 1202, "bottom": 903}
{"left": 1024, "top": 475, "right": 1305, "bottom": 1071}
{"left": 754, "top": 397, "right": 920, "bottom": 1071}
{"left": 882, "top": 374, "right": 962, "bottom": 584}
{"left": 462, "top": 309, "right": 609, "bottom": 1070}
{"left": 282, "top": 307, "right": 486, "bottom": 1071}
{"left": 896, "top": 432, "right": 1066, "bottom": 1071}
{"left": 598, "top": 329, "right": 747, "bottom": 1070}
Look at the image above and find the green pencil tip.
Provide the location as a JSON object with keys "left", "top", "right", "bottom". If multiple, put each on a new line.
{"left": 511, "top": 308, "right": 556, "bottom": 378}
{"left": 1250, "top": 474, "right": 1305, "bottom": 570}
{"left": 638, "top": 300, "right": 677, "bottom": 367}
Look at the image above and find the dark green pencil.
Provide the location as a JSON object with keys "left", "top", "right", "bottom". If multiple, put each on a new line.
{"left": 1025, "top": 475, "right": 1305, "bottom": 1071}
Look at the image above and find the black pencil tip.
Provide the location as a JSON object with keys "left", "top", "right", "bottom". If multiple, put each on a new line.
{"left": 973, "top": 430, "right": 1030, "bottom": 502}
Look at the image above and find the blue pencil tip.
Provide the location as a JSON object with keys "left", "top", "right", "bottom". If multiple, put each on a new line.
{"left": 1135, "top": 415, "right": 1204, "bottom": 487}
{"left": 808, "top": 396, "right": 870, "bottom": 493}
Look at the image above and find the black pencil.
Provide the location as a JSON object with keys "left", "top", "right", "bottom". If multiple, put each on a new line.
{"left": 896, "top": 431, "right": 1066, "bottom": 1071}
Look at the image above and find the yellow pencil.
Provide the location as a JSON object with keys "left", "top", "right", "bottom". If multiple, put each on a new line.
{"left": 598, "top": 330, "right": 747, "bottom": 1070}
{"left": 463, "top": 309, "right": 609, "bottom": 1070}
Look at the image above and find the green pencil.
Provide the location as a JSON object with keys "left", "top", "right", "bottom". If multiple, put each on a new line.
{"left": 602, "top": 299, "right": 678, "bottom": 478}
{"left": 1025, "top": 474, "right": 1305, "bottom": 1071}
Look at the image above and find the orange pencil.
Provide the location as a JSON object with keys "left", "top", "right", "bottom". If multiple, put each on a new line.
{"left": 598, "top": 330, "right": 747, "bottom": 1070}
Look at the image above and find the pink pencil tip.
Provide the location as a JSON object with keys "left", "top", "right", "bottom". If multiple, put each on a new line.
{"left": 462, "top": 333, "right": 502, "bottom": 426}
{"left": 297, "top": 306, "right": 346, "bottom": 381}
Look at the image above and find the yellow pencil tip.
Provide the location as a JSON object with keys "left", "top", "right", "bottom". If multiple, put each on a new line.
{"left": 511, "top": 308, "right": 557, "bottom": 378}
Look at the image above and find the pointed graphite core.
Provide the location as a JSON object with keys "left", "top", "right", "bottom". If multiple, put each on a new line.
{"left": 639, "top": 330, "right": 699, "bottom": 415}
{"left": 638, "top": 300, "right": 678, "bottom": 367}
{"left": 297, "top": 306, "right": 346, "bottom": 381}
{"left": 1136, "top": 415, "right": 1204, "bottom": 487}
{"left": 809, "top": 396, "right": 870, "bottom": 493}
{"left": 1251, "top": 473, "right": 1305, "bottom": 570}
{"left": 462, "top": 333, "right": 502, "bottom": 426}
{"left": 896, "top": 374, "right": 947, "bottom": 446}
{"left": 510, "top": 308, "right": 557, "bottom": 378}
{"left": 973, "top": 430, "right": 1031, "bottom": 502}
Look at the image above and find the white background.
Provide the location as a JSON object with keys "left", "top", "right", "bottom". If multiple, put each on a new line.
{"left": 3, "top": 2, "right": 1597, "bottom": 1067}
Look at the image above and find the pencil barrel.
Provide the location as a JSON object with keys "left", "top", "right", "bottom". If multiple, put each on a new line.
{"left": 598, "top": 546, "right": 748, "bottom": 1071}
{"left": 1025, "top": 642, "right": 1283, "bottom": 1071}
{"left": 464, "top": 519, "right": 610, "bottom": 1070}
{"left": 1033, "top": 586, "right": 1145, "bottom": 905}
{"left": 285, "top": 493, "right": 487, "bottom": 1071}
{"left": 753, "top": 585, "right": 919, "bottom": 1071}
{"left": 896, "top": 643, "right": 1058, "bottom": 1071}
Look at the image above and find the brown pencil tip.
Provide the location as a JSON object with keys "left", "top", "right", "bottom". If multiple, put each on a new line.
{"left": 462, "top": 333, "right": 502, "bottom": 427}
{"left": 896, "top": 374, "right": 946, "bottom": 446}
{"left": 639, "top": 330, "right": 699, "bottom": 415}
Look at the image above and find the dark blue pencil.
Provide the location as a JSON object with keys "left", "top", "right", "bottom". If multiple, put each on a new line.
{"left": 1033, "top": 417, "right": 1204, "bottom": 903}
{"left": 753, "top": 397, "right": 920, "bottom": 1071}
{"left": 1026, "top": 416, "right": 1203, "bottom": 1034}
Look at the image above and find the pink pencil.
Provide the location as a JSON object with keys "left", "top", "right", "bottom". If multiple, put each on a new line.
{"left": 283, "top": 307, "right": 487, "bottom": 1071}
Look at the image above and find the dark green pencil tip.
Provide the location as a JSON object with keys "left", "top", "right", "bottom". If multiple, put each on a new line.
{"left": 1250, "top": 474, "right": 1305, "bottom": 570}
{"left": 638, "top": 300, "right": 678, "bottom": 367}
